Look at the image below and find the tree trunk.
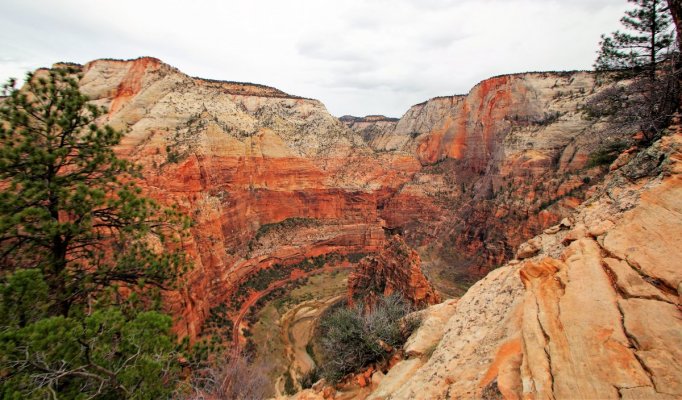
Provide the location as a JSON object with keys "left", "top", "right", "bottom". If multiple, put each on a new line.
{"left": 652, "top": 0, "right": 658, "bottom": 81}
{"left": 47, "top": 163, "right": 71, "bottom": 317}
{"left": 667, "top": 0, "right": 682, "bottom": 111}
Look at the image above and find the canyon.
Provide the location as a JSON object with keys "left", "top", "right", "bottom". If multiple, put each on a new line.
{"left": 294, "top": 122, "right": 682, "bottom": 400}
{"left": 53, "top": 57, "right": 680, "bottom": 398}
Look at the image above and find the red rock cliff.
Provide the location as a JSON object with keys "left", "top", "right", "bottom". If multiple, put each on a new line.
{"left": 348, "top": 72, "right": 610, "bottom": 293}
{"left": 72, "top": 57, "right": 421, "bottom": 340}
{"left": 61, "top": 58, "right": 613, "bottom": 339}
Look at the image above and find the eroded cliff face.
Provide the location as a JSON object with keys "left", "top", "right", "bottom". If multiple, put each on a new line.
{"left": 71, "top": 57, "right": 420, "bottom": 339}
{"left": 346, "top": 72, "right": 610, "bottom": 292}
{"left": 64, "top": 58, "right": 613, "bottom": 341}
{"left": 339, "top": 115, "right": 399, "bottom": 145}
{"left": 317, "top": 130, "right": 682, "bottom": 400}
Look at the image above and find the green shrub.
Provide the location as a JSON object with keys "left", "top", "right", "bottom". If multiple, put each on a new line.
{"left": 284, "top": 372, "right": 296, "bottom": 395}
{"left": 318, "top": 295, "right": 420, "bottom": 383}
{"left": 299, "top": 367, "right": 321, "bottom": 389}
{"left": 588, "top": 141, "right": 628, "bottom": 167}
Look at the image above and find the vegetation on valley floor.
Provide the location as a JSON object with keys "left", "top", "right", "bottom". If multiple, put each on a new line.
{"left": 243, "top": 269, "right": 350, "bottom": 397}
{"left": 315, "top": 294, "right": 421, "bottom": 384}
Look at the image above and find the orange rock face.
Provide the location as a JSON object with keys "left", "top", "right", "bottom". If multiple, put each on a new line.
{"left": 349, "top": 72, "right": 612, "bottom": 290}
{"left": 60, "top": 57, "right": 617, "bottom": 340}
{"left": 348, "top": 236, "right": 441, "bottom": 308}
{"left": 71, "top": 57, "right": 423, "bottom": 340}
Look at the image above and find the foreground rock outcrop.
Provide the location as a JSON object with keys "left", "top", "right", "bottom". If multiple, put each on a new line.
{"left": 312, "top": 131, "right": 681, "bottom": 399}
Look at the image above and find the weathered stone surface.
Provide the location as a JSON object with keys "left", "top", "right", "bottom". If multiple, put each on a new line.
{"left": 618, "top": 298, "right": 682, "bottom": 395}
{"left": 403, "top": 299, "right": 458, "bottom": 357}
{"left": 561, "top": 222, "right": 588, "bottom": 244}
{"left": 603, "top": 177, "right": 682, "bottom": 291}
{"left": 543, "top": 224, "right": 561, "bottom": 235}
{"left": 587, "top": 218, "right": 615, "bottom": 237}
{"left": 385, "top": 265, "right": 525, "bottom": 399}
{"left": 366, "top": 358, "right": 424, "bottom": 400}
{"left": 603, "top": 258, "right": 674, "bottom": 302}
{"left": 516, "top": 237, "right": 541, "bottom": 259}
{"left": 537, "top": 239, "right": 649, "bottom": 399}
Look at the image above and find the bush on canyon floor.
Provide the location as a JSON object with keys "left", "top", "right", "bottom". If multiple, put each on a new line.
{"left": 299, "top": 367, "right": 321, "bottom": 389}
{"left": 317, "top": 294, "right": 420, "bottom": 383}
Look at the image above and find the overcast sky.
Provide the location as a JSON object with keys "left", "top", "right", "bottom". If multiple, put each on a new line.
{"left": 1, "top": 0, "right": 628, "bottom": 117}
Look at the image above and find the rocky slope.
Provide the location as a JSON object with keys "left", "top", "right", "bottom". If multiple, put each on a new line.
{"left": 339, "top": 115, "right": 399, "bottom": 145}
{"left": 59, "top": 58, "right": 616, "bottom": 342}
{"left": 295, "top": 128, "right": 681, "bottom": 399}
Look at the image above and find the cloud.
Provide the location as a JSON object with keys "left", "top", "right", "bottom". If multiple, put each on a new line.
{"left": 0, "top": 0, "right": 629, "bottom": 117}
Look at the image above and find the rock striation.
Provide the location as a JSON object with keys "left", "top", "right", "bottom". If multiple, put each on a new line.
{"left": 71, "top": 57, "right": 419, "bottom": 339}
{"left": 347, "top": 73, "right": 615, "bottom": 290}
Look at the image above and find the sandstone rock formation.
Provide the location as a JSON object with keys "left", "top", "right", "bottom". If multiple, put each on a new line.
{"left": 69, "top": 57, "right": 418, "bottom": 339}
{"left": 55, "top": 57, "right": 621, "bottom": 342}
{"left": 347, "top": 236, "right": 441, "bottom": 308}
{"left": 345, "top": 72, "right": 613, "bottom": 292}
{"left": 41, "top": 56, "right": 682, "bottom": 399}
{"left": 322, "top": 129, "right": 682, "bottom": 400}
{"left": 339, "top": 115, "right": 399, "bottom": 145}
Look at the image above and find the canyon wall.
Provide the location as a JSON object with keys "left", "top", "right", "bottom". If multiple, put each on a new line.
{"left": 65, "top": 58, "right": 614, "bottom": 339}
{"left": 75, "top": 57, "right": 418, "bottom": 339}
{"left": 344, "top": 72, "right": 611, "bottom": 292}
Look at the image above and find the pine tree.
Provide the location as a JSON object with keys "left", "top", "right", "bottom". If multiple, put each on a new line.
{"left": 588, "top": 0, "right": 680, "bottom": 143}
{"left": 0, "top": 68, "right": 189, "bottom": 316}
{"left": 595, "top": 0, "right": 675, "bottom": 79}
{"left": 0, "top": 68, "right": 190, "bottom": 398}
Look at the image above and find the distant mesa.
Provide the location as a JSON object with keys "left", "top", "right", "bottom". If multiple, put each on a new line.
{"left": 339, "top": 114, "right": 400, "bottom": 123}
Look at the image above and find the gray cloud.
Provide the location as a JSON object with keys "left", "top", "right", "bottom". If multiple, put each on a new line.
{"left": 0, "top": 0, "right": 630, "bottom": 117}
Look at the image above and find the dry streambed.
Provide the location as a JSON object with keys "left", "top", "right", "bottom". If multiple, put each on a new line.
{"left": 249, "top": 270, "right": 349, "bottom": 397}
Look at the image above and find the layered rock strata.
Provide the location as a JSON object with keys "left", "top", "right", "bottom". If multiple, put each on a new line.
{"left": 61, "top": 57, "right": 616, "bottom": 339}
{"left": 73, "top": 57, "right": 418, "bottom": 339}
{"left": 311, "top": 130, "right": 682, "bottom": 400}
{"left": 346, "top": 73, "right": 611, "bottom": 291}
